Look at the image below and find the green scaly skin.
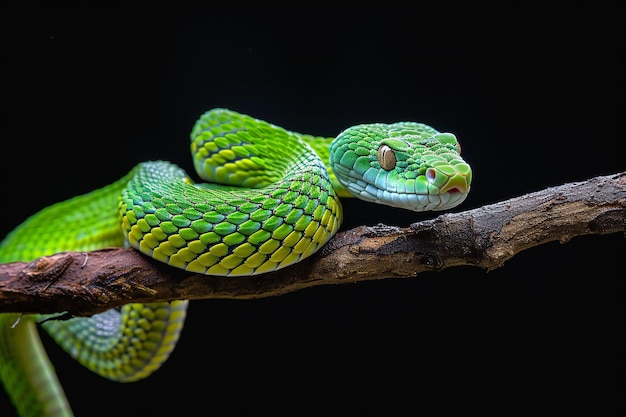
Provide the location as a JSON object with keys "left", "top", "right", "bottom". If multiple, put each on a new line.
{"left": 0, "top": 108, "right": 472, "bottom": 416}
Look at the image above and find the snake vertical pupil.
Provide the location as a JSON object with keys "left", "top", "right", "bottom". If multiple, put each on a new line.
{"left": 377, "top": 144, "right": 397, "bottom": 171}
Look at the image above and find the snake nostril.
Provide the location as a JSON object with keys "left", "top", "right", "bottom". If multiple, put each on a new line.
{"left": 426, "top": 168, "right": 436, "bottom": 183}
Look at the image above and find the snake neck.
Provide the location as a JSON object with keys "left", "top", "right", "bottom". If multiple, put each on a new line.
{"left": 299, "top": 134, "right": 353, "bottom": 198}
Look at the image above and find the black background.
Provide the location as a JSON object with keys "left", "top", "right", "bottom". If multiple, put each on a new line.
{"left": 1, "top": 3, "right": 623, "bottom": 416}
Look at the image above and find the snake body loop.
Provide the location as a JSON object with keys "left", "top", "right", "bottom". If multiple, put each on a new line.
{"left": 121, "top": 109, "right": 342, "bottom": 276}
{"left": 0, "top": 108, "right": 471, "bottom": 417}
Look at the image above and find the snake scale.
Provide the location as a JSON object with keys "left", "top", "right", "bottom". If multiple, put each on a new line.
{"left": 0, "top": 108, "right": 471, "bottom": 416}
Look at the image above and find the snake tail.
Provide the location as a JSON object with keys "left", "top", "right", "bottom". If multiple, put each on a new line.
{"left": 0, "top": 314, "right": 72, "bottom": 417}
{"left": 0, "top": 171, "right": 190, "bottom": 416}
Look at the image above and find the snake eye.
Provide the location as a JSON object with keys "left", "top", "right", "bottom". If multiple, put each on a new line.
{"left": 377, "top": 144, "right": 397, "bottom": 171}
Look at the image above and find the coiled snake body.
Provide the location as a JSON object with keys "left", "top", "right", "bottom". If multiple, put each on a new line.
{"left": 0, "top": 108, "right": 471, "bottom": 416}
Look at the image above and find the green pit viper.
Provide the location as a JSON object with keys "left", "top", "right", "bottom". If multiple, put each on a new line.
{"left": 0, "top": 108, "right": 472, "bottom": 416}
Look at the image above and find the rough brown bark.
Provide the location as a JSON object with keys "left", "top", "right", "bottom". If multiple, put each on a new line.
{"left": 1, "top": 172, "right": 624, "bottom": 316}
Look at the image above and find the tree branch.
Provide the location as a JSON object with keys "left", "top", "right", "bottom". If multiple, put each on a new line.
{"left": 1, "top": 172, "right": 624, "bottom": 316}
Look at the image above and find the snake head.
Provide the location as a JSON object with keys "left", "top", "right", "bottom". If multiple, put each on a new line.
{"left": 329, "top": 122, "right": 472, "bottom": 211}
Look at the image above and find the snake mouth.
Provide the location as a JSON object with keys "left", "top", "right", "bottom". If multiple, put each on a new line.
{"left": 340, "top": 162, "right": 472, "bottom": 212}
{"left": 362, "top": 164, "right": 471, "bottom": 211}
{"left": 426, "top": 167, "right": 471, "bottom": 195}
{"left": 430, "top": 188, "right": 469, "bottom": 211}
{"left": 375, "top": 187, "right": 470, "bottom": 211}
{"left": 345, "top": 180, "right": 470, "bottom": 212}
{"left": 423, "top": 165, "right": 471, "bottom": 210}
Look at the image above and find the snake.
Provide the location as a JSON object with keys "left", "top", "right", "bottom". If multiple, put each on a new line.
{"left": 0, "top": 108, "right": 471, "bottom": 416}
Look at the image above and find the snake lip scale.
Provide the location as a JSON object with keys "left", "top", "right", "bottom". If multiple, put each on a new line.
{"left": 0, "top": 108, "right": 471, "bottom": 417}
